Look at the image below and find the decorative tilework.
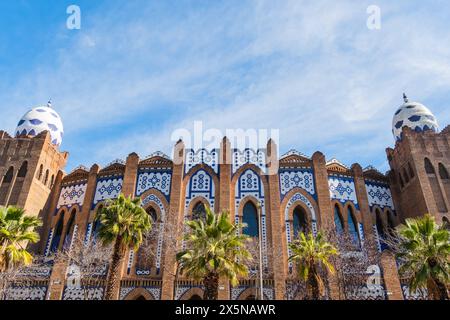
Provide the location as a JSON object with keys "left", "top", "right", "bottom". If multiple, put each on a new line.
{"left": 346, "top": 285, "right": 386, "bottom": 300}
{"left": 44, "top": 229, "right": 54, "bottom": 257}
{"left": 401, "top": 285, "right": 428, "bottom": 300}
{"left": 57, "top": 183, "right": 87, "bottom": 209}
{"left": 119, "top": 286, "right": 161, "bottom": 300}
{"left": 232, "top": 149, "right": 265, "bottom": 174}
{"left": 373, "top": 225, "right": 382, "bottom": 252}
{"left": 127, "top": 250, "right": 135, "bottom": 275}
{"left": 92, "top": 177, "right": 123, "bottom": 207}
{"left": 136, "top": 170, "right": 171, "bottom": 199}
{"left": 284, "top": 192, "right": 318, "bottom": 269}
{"left": 230, "top": 286, "right": 274, "bottom": 300}
{"left": 62, "top": 287, "right": 104, "bottom": 300}
{"left": 366, "top": 182, "right": 395, "bottom": 210}
{"left": 185, "top": 148, "right": 219, "bottom": 174}
{"left": 175, "top": 285, "right": 204, "bottom": 300}
{"left": 183, "top": 169, "right": 216, "bottom": 249}
{"left": 84, "top": 222, "right": 93, "bottom": 245}
{"left": 358, "top": 223, "right": 365, "bottom": 244}
{"left": 328, "top": 176, "right": 359, "bottom": 208}
{"left": 6, "top": 286, "right": 48, "bottom": 300}
{"left": 279, "top": 169, "right": 315, "bottom": 198}
{"left": 234, "top": 169, "right": 268, "bottom": 268}
{"left": 139, "top": 193, "right": 167, "bottom": 274}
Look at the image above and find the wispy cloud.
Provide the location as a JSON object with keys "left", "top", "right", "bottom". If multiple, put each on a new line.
{"left": 0, "top": 0, "right": 449, "bottom": 171}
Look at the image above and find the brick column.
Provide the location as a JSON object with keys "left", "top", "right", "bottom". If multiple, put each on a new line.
{"left": 351, "top": 164, "right": 377, "bottom": 249}
{"left": 266, "top": 139, "right": 286, "bottom": 300}
{"left": 47, "top": 259, "right": 68, "bottom": 300}
{"left": 311, "top": 151, "right": 340, "bottom": 299}
{"left": 380, "top": 251, "right": 403, "bottom": 300}
{"left": 218, "top": 137, "right": 232, "bottom": 300}
{"left": 78, "top": 164, "right": 99, "bottom": 240}
{"left": 161, "top": 140, "right": 185, "bottom": 300}
{"left": 39, "top": 170, "right": 64, "bottom": 254}
{"left": 122, "top": 152, "right": 140, "bottom": 197}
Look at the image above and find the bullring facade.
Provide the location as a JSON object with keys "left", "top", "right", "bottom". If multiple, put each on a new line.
{"left": 0, "top": 96, "right": 449, "bottom": 300}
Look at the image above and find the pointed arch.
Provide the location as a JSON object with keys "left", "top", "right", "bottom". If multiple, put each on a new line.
{"left": 424, "top": 158, "right": 447, "bottom": 212}
{"left": 10, "top": 163, "right": 28, "bottom": 205}
{"left": 37, "top": 164, "right": 43, "bottom": 180}
{"left": 179, "top": 287, "right": 204, "bottom": 300}
{"left": 123, "top": 288, "right": 155, "bottom": 300}
{"left": 242, "top": 201, "right": 259, "bottom": 238}
{"left": 333, "top": 203, "right": 344, "bottom": 235}
{"left": 50, "top": 210, "right": 65, "bottom": 253}
{"left": 17, "top": 161, "right": 28, "bottom": 178}
{"left": 346, "top": 205, "right": 360, "bottom": 248}
{"left": 44, "top": 169, "right": 49, "bottom": 186}
{"left": 292, "top": 205, "right": 308, "bottom": 237}
{"left": 62, "top": 208, "right": 77, "bottom": 250}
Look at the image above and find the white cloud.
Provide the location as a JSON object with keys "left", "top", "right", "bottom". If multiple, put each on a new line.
{"left": 1, "top": 0, "right": 449, "bottom": 171}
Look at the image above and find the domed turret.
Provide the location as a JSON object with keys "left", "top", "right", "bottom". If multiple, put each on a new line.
{"left": 392, "top": 94, "right": 439, "bottom": 141}
{"left": 15, "top": 101, "right": 64, "bottom": 146}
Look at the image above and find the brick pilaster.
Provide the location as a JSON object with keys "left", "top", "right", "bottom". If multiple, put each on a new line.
{"left": 311, "top": 151, "right": 340, "bottom": 299}
{"left": 266, "top": 139, "right": 286, "bottom": 300}
{"left": 218, "top": 137, "right": 232, "bottom": 300}
{"left": 380, "top": 251, "right": 403, "bottom": 300}
{"left": 161, "top": 140, "right": 185, "bottom": 300}
{"left": 78, "top": 164, "right": 100, "bottom": 240}
{"left": 351, "top": 164, "right": 377, "bottom": 249}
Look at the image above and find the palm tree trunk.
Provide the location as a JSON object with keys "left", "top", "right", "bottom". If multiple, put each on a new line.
{"left": 104, "top": 236, "right": 126, "bottom": 300}
{"left": 203, "top": 272, "right": 219, "bottom": 300}
{"left": 433, "top": 277, "right": 449, "bottom": 300}
{"left": 306, "top": 264, "right": 321, "bottom": 300}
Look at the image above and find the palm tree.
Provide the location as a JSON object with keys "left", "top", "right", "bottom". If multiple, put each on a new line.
{"left": 0, "top": 206, "right": 42, "bottom": 272}
{"left": 288, "top": 232, "right": 338, "bottom": 300}
{"left": 394, "top": 214, "right": 449, "bottom": 300}
{"left": 95, "top": 194, "right": 151, "bottom": 300}
{"left": 176, "top": 207, "right": 252, "bottom": 300}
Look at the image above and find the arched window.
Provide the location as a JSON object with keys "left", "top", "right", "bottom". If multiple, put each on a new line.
{"left": 50, "top": 211, "right": 65, "bottom": 253}
{"left": 192, "top": 202, "right": 206, "bottom": 221}
{"left": 50, "top": 175, "right": 55, "bottom": 188}
{"left": 37, "top": 164, "right": 43, "bottom": 180}
{"left": 425, "top": 158, "right": 435, "bottom": 174}
{"left": 147, "top": 207, "right": 158, "bottom": 223}
{"left": 443, "top": 217, "right": 450, "bottom": 231}
{"left": 243, "top": 202, "right": 259, "bottom": 238}
{"left": 439, "top": 164, "right": 449, "bottom": 180}
{"left": 375, "top": 209, "right": 387, "bottom": 251}
{"left": 334, "top": 204, "right": 344, "bottom": 234}
{"left": 347, "top": 206, "right": 360, "bottom": 248}
{"left": 293, "top": 206, "right": 308, "bottom": 237}
{"left": 398, "top": 173, "right": 404, "bottom": 188}
{"left": 189, "top": 294, "right": 202, "bottom": 300}
{"left": 3, "top": 167, "right": 13, "bottom": 183}
{"left": 91, "top": 205, "right": 103, "bottom": 242}
{"left": 408, "top": 163, "right": 415, "bottom": 178}
{"left": 0, "top": 167, "right": 14, "bottom": 205}
{"left": 402, "top": 167, "right": 410, "bottom": 183}
{"left": 17, "top": 162, "right": 28, "bottom": 178}
{"left": 63, "top": 209, "right": 77, "bottom": 249}
{"left": 44, "top": 170, "right": 49, "bottom": 186}
{"left": 425, "top": 158, "right": 447, "bottom": 212}
{"left": 387, "top": 211, "right": 395, "bottom": 236}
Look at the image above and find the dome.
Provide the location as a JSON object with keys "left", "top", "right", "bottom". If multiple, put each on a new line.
{"left": 15, "top": 102, "right": 64, "bottom": 146}
{"left": 392, "top": 94, "right": 439, "bottom": 141}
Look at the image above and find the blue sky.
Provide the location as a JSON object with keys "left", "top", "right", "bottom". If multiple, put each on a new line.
{"left": 0, "top": 1, "right": 449, "bottom": 172}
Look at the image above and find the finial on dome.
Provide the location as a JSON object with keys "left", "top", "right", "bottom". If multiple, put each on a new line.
{"left": 47, "top": 99, "right": 52, "bottom": 108}
{"left": 403, "top": 93, "right": 409, "bottom": 103}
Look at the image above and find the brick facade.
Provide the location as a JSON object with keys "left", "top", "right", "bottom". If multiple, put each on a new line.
{"left": 2, "top": 121, "right": 449, "bottom": 300}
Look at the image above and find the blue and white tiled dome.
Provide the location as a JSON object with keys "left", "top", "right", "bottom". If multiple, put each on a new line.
{"left": 15, "top": 102, "right": 64, "bottom": 146}
{"left": 392, "top": 94, "right": 439, "bottom": 141}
